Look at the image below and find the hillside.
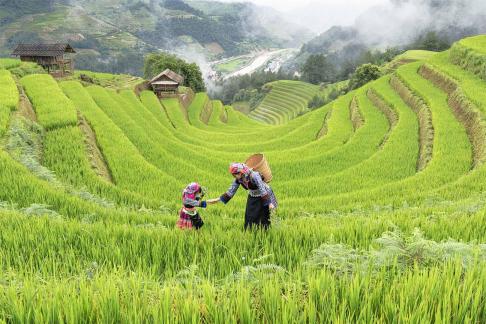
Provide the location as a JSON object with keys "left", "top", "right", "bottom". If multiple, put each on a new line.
{"left": 249, "top": 80, "right": 318, "bottom": 124}
{"left": 247, "top": 79, "right": 350, "bottom": 124}
{"left": 0, "top": 0, "right": 310, "bottom": 75}
{"left": 1, "top": 35, "right": 486, "bottom": 320}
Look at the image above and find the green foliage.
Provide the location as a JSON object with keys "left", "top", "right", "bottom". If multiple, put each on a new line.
{"left": 349, "top": 63, "right": 382, "bottom": 90}
{"left": 306, "top": 80, "right": 349, "bottom": 112}
{"left": 144, "top": 52, "right": 205, "bottom": 91}
{"left": 75, "top": 49, "right": 145, "bottom": 77}
{"left": 412, "top": 31, "right": 451, "bottom": 52}
{"left": 211, "top": 70, "right": 295, "bottom": 104}
{"left": 356, "top": 47, "right": 404, "bottom": 68}
{"left": 308, "top": 94, "right": 325, "bottom": 110}
{"left": 163, "top": 0, "right": 205, "bottom": 16}
{"left": 233, "top": 88, "right": 265, "bottom": 110}
{"left": 301, "top": 54, "right": 336, "bottom": 84}
{"left": 306, "top": 228, "right": 486, "bottom": 274}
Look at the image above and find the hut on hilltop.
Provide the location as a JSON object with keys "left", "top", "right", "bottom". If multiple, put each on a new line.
{"left": 149, "top": 69, "right": 184, "bottom": 97}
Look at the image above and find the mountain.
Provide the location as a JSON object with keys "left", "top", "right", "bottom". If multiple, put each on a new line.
{"left": 288, "top": 0, "right": 486, "bottom": 76}
{"left": 0, "top": 0, "right": 312, "bottom": 75}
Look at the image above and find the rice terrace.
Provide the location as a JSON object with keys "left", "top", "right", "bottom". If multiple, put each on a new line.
{"left": 0, "top": 0, "right": 486, "bottom": 322}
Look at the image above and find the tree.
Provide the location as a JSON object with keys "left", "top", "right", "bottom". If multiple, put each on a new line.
{"left": 349, "top": 64, "right": 381, "bottom": 90}
{"left": 412, "top": 31, "right": 450, "bottom": 52}
{"left": 301, "top": 54, "right": 336, "bottom": 85}
{"left": 144, "top": 53, "right": 206, "bottom": 91}
{"left": 180, "top": 63, "right": 206, "bottom": 92}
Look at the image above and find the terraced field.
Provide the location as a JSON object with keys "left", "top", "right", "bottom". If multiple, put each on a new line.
{"left": 0, "top": 35, "right": 486, "bottom": 322}
{"left": 249, "top": 80, "right": 320, "bottom": 124}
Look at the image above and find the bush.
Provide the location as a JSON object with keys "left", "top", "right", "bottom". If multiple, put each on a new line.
{"left": 308, "top": 94, "right": 325, "bottom": 110}
{"left": 348, "top": 63, "right": 381, "bottom": 90}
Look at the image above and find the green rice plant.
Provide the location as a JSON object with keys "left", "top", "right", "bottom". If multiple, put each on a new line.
{"left": 0, "top": 207, "right": 484, "bottom": 321}
{"left": 187, "top": 92, "right": 211, "bottom": 127}
{"left": 63, "top": 82, "right": 181, "bottom": 207}
{"left": 412, "top": 50, "right": 486, "bottom": 202}
{"left": 306, "top": 228, "right": 486, "bottom": 274}
{"left": 208, "top": 100, "right": 225, "bottom": 126}
{"left": 280, "top": 62, "right": 471, "bottom": 214}
{"left": 42, "top": 124, "right": 154, "bottom": 208}
{"left": 450, "top": 36, "right": 486, "bottom": 81}
{"left": 0, "top": 70, "right": 18, "bottom": 135}
{"left": 1, "top": 35, "right": 486, "bottom": 322}
{"left": 276, "top": 77, "right": 418, "bottom": 197}
{"left": 162, "top": 97, "right": 189, "bottom": 128}
{"left": 0, "top": 58, "right": 21, "bottom": 69}
{"left": 5, "top": 115, "right": 119, "bottom": 209}
{"left": 139, "top": 90, "right": 176, "bottom": 130}
{"left": 20, "top": 74, "right": 77, "bottom": 130}
{"left": 250, "top": 80, "right": 320, "bottom": 124}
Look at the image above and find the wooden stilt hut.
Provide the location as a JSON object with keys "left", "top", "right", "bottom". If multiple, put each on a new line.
{"left": 11, "top": 43, "right": 76, "bottom": 77}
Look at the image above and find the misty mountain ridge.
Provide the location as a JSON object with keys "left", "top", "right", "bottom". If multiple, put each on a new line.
{"left": 0, "top": 0, "right": 312, "bottom": 75}
{"left": 290, "top": 0, "right": 486, "bottom": 76}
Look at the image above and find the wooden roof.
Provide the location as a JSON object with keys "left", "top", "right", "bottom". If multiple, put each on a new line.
{"left": 149, "top": 69, "right": 184, "bottom": 84}
{"left": 12, "top": 43, "right": 76, "bottom": 57}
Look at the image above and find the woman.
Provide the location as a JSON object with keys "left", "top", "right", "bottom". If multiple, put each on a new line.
{"left": 209, "top": 163, "right": 277, "bottom": 230}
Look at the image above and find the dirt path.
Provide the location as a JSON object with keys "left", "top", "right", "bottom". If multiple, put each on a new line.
{"left": 78, "top": 113, "right": 114, "bottom": 183}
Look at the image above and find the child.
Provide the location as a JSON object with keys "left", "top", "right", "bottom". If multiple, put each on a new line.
{"left": 177, "top": 182, "right": 208, "bottom": 230}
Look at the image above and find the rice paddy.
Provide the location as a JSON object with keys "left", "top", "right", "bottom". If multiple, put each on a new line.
{"left": 0, "top": 35, "right": 486, "bottom": 322}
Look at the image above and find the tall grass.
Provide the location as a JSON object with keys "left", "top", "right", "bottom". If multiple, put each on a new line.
{"left": 0, "top": 36, "right": 485, "bottom": 321}
{"left": 20, "top": 74, "right": 77, "bottom": 130}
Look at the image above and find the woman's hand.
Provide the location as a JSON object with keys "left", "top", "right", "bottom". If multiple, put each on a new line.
{"left": 207, "top": 198, "right": 220, "bottom": 205}
{"left": 269, "top": 203, "right": 275, "bottom": 210}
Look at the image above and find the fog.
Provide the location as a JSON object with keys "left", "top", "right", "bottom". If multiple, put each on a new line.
{"left": 354, "top": 0, "right": 486, "bottom": 48}
{"left": 219, "top": 0, "right": 388, "bottom": 33}
{"left": 221, "top": 0, "right": 486, "bottom": 48}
